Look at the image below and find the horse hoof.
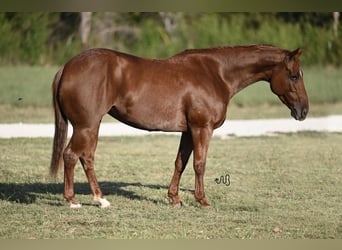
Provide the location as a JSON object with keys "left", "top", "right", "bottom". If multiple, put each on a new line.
{"left": 99, "top": 198, "right": 111, "bottom": 208}
{"left": 172, "top": 201, "right": 183, "bottom": 208}
{"left": 70, "top": 203, "right": 82, "bottom": 209}
{"left": 197, "top": 198, "right": 210, "bottom": 207}
{"left": 201, "top": 203, "right": 211, "bottom": 208}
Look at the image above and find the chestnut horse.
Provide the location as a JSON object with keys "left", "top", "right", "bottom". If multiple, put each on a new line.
{"left": 50, "top": 45, "right": 309, "bottom": 208}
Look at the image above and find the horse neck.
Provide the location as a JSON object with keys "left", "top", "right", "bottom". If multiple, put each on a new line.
{"left": 218, "top": 46, "right": 287, "bottom": 98}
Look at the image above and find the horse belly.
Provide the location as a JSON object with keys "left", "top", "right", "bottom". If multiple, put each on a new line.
{"left": 109, "top": 101, "right": 187, "bottom": 132}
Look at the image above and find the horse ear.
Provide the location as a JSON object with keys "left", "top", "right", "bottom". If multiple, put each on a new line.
{"left": 289, "top": 48, "right": 303, "bottom": 60}
{"left": 285, "top": 48, "right": 303, "bottom": 68}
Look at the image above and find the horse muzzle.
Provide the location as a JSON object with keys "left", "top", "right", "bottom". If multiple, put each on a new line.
{"left": 291, "top": 105, "right": 308, "bottom": 121}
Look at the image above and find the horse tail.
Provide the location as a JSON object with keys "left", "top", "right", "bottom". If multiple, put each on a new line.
{"left": 50, "top": 66, "right": 67, "bottom": 178}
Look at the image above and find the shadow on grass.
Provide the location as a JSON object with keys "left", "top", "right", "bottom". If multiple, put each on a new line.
{"left": 0, "top": 181, "right": 189, "bottom": 206}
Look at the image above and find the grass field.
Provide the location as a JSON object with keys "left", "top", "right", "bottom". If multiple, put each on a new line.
{"left": 0, "top": 65, "right": 341, "bottom": 239}
{"left": 0, "top": 66, "right": 342, "bottom": 123}
{"left": 0, "top": 133, "right": 341, "bottom": 239}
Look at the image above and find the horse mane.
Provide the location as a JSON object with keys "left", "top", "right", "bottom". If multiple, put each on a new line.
{"left": 173, "top": 44, "right": 288, "bottom": 58}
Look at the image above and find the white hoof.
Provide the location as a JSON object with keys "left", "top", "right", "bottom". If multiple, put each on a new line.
{"left": 70, "top": 203, "right": 82, "bottom": 209}
{"left": 99, "top": 198, "right": 111, "bottom": 208}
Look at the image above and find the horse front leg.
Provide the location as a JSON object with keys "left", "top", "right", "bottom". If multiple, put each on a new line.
{"left": 191, "top": 126, "right": 213, "bottom": 207}
{"left": 168, "top": 131, "right": 193, "bottom": 207}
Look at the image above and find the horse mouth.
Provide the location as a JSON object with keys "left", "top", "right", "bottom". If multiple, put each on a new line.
{"left": 279, "top": 95, "right": 308, "bottom": 121}
{"left": 291, "top": 107, "right": 307, "bottom": 121}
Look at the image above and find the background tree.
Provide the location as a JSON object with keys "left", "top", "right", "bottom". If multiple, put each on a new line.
{"left": 80, "top": 12, "right": 92, "bottom": 50}
{"left": 333, "top": 12, "right": 340, "bottom": 37}
{"left": 0, "top": 12, "right": 340, "bottom": 66}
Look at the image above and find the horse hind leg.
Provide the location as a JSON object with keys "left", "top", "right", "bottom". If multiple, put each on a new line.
{"left": 64, "top": 126, "right": 110, "bottom": 208}
{"left": 63, "top": 143, "right": 81, "bottom": 208}
{"left": 79, "top": 126, "right": 111, "bottom": 208}
{"left": 79, "top": 150, "right": 110, "bottom": 208}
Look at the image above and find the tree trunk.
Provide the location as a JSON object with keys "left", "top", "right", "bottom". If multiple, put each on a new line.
{"left": 80, "top": 12, "right": 92, "bottom": 50}
{"left": 333, "top": 12, "right": 339, "bottom": 37}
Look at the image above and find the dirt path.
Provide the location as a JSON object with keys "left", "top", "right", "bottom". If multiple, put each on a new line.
{"left": 1, "top": 115, "right": 342, "bottom": 139}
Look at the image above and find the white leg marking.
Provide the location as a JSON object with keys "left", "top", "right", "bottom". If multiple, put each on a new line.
{"left": 70, "top": 203, "right": 82, "bottom": 209}
{"left": 98, "top": 198, "right": 111, "bottom": 208}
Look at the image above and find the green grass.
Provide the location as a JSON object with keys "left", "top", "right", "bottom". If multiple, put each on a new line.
{"left": 0, "top": 133, "right": 341, "bottom": 239}
{"left": 0, "top": 66, "right": 342, "bottom": 123}
{"left": 0, "top": 66, "right": 58, "bottom": 108}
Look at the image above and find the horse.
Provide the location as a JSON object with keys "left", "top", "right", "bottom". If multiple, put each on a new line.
{"left": 50, "top": 44, "right": 309, "bottom": 208}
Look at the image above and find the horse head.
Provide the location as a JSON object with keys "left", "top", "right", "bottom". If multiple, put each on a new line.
{"left": 270, "top": 48, "right": 309, "bottom": 121}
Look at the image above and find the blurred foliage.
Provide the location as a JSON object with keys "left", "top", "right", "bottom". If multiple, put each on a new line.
{"left": 0, "top": 12, "right": 49, "bottom": 64}
{"left": 0, "top": 12, "right": 341, "bottom": 66}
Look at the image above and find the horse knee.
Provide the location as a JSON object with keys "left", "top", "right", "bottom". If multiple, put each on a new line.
{"left": 194, "top": 160, "right": 206, "bottom": 175}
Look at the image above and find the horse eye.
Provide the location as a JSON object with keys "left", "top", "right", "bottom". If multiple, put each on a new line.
{"left": 289, "top": 75, "right": 298, "bottom": 81}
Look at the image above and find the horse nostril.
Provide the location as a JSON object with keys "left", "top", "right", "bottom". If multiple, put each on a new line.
{"left": 302, "top": 108, "right": 308, "bottom": 118}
